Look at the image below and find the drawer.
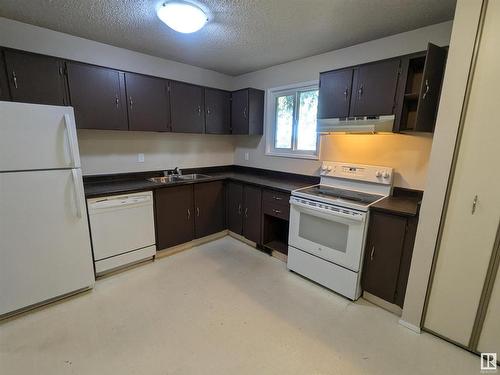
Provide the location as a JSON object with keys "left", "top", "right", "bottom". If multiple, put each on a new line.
{"left": 263, "top": 200, "right": 290, "bottom": 221}
{"left": 263, "top": 189, "right": 290, "bottom": 204}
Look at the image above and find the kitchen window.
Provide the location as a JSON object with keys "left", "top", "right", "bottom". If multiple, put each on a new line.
{"left": 266, "top": 82, "right": 319, "bottom": 159}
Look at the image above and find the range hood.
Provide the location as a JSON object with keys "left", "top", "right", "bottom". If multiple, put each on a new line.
{"left": 317, "top": 115, "right": 395, "bottom": 134}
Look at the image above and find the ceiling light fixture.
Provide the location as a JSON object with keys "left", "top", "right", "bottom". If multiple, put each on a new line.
{"left": 157, "top": 2, "right": 208, "bottom": 34}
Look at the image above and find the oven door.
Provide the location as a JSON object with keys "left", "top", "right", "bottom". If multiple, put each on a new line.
{"left": 288, "top": 198, "right": 367, "bottom": 272}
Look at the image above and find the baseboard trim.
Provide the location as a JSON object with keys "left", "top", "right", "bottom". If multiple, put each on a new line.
{"left": 156, "top": 230, "right": 228, "bottom": 259}
{"left": 363, "top": 291, "right": 402, "bottom": 316}
{"left": 227, "top": 231, "right": 257, "bottom": 247}
{"left": 398, "top": 319, "right": 422, "bottom": 334}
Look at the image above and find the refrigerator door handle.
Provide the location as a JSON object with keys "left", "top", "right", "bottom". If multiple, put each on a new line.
{"left": 64, "top": 114, "right": 78, "bottom": 168}
{"left": 71, "top": 169, "right": 84, "bottom": 218}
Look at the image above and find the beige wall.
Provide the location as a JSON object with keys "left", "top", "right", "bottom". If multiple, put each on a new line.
{"left": 232, "top": 22, "right": 453, "bottom": 189}
{"left": 401, "top": 0, "right": 484, "bottom": 331}
{"left": 77, "top": 130, "right": 234, "bottom": 175}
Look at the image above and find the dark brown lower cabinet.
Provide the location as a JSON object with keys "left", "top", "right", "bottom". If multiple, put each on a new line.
{"left": 242, "top": 185, "right": 262, "bottom": 244}
{"left": 361, "top": 210, "right": 418, "bottom": 307}
{"left": 226, "top": 182, "right": 262, "bottom": 244}
{"left": 155, "top": 185, "right": 194, "bottom": 250}
{"left": 226, "top": 182, "right": 244, "bottom": 234}
{"left": 194, "top": 181, "right": 225, "bottom": 238}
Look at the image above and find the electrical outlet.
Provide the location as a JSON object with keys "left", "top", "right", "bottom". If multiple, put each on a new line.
{"left": 137, "top": 153, "right": 145, "bottom": 163}
{"left": 244, "top": 152, "right": 249, "bottom": 161}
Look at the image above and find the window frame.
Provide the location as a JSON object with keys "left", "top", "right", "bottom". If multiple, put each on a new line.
{"left": 265, "top": 81, "right": 320, "bottom": 160}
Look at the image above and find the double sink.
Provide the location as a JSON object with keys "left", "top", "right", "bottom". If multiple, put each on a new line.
{"left": 147, "top": 174, "right": 212, "bottom": 184}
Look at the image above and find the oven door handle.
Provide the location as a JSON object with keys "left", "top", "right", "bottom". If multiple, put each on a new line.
{"left": 291, "top": 200, "right": 366, "bottom": 223}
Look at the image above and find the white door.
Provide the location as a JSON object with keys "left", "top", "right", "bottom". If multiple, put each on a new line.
{"left": 0, "top": 102, "right": 80, "bottom": 171}
{"left": 0, "top": 169, "right": 94, "bottom": 316}
{"left": 424, "top": 0, "right": 500, "bottom": 347}
{"left": 478, "top": 264, "right": 500, "bottom": 355}
{"left": 288, "top": 200, "right": 367, "bottom": 272}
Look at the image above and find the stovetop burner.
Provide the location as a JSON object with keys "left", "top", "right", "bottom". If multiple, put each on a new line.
{"left": 293, "top": 184, "right": 384, "bottom": 207}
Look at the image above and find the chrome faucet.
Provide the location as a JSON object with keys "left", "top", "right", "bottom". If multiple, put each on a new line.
{"left": 163, "top": 167, "right": 182, "bottom": 176}
{"left": 173, "top": 167, "right": 182, "bottom": 176}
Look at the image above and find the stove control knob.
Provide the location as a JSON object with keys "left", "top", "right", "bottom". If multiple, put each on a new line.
{"left": 383, "top": 171, "right": 390, "bottom": 179}
{"left": 375, "top": 170, "right": 382, "bottom": 178}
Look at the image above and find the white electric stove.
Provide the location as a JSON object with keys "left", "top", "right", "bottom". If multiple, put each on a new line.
{"left": 287, "top": 161, "right": 394, "bottom": 300}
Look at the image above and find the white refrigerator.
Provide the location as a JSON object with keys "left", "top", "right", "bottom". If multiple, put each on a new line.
{"left": 0, "top": 101, "right": 95, "bottom": 317}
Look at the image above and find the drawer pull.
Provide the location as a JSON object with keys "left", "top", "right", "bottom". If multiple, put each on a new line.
{"left": 273, "top": 196, "right": 283, "bottom": 201}
{"left": 272, "top": 209, "right": 282, "bottom": 214}
{"left": 370, "top": 245, "right": 375, "bottom": 261}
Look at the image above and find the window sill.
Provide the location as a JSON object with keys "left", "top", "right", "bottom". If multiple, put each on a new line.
{"left": 265, "top": 151, "right": 319, "bottom": 160}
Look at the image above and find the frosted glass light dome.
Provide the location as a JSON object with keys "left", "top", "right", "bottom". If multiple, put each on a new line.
{"left": 157, "top": 2, "right": 208, "bottom": 33}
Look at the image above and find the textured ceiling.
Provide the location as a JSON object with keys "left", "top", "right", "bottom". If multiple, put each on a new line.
{"left": 0, "top": 0, "right": 456, "bottom": 76}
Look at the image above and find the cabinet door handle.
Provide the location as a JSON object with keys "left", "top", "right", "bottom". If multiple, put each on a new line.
{"left": 344, "top": 87, "right": 348, "bottom": 100}
{"left": 196, "top": 207, "right": 200, "bottom": 217}
{"left": 422, "top": 79, "right": 430, "bottom": 99}
{"left": 244, "top": 207, "right": 248, "bottom": 218}
{"left": 187, "top": 208, "right": 191, "bottom": 220}
{"left": 472, "top": 195, "right": 478, "bottom": 215}
{"left": 115, "top": 95, "right": 119, "bottom": 108}
{"left": 129, "top": 96, "right": 133, "bottom": 108}
{"left": 238, "top": 203, "right": 242, "bottom": 215}
{"left": 358, "top": 85, "right": 363, "bottom": 99}
{"left": 197, "top": 105, "right": 201, "bottom": 115}
{"left": 206, "top": 107, "right": 211, "bottom": 115}
{"left": 370, "top": 245, "right": 375, "bottom": 261}
{"left": 243, "top": 107, "right": 247, "bottom": 119}
{"left": 12, "top": 71, "right": 18, "bottom": 89}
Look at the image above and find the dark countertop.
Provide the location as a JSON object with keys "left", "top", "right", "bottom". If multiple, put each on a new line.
{"left": 370, "top": 188, "right": 423, "bottom": 217}
{"left": 83, "top": 166, "right": 319, "bottom": 198}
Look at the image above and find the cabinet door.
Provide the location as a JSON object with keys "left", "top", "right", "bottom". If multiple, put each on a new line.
{"left": 4, "top": 50, "right": 67, "bottom": 106}
{"left": 170, "top": 81, "right": 204, "bottom": 133}
{"left": 226, "top": 182, "right": 243, "bottom": 235}
{"left": 194, "top": 181, "right": 225, "bottom": 238}
{"left": 231, "top": 89, "right": 249, "bottom": 134}
{"left": 361, "top": 211, "right": 406, "bottom": 303}
{"left": 125, "top": 73, "right": 169, "bottom": 132}
{"left": 155, "top": 185, "right": 194, "bottom": 250}
{"left": 350, "top": 59, "right": 400, "bottom": 116}
{"left": 318, "top": 69, "right": 354, "bottom": 118}
{"left": 205, "top": 88, "right": 231, "bottom": 134}
{"left": 414, "top": 43, "right": 447, "bottom": 132}
{"left": 67, "top": 62, "right": 128, "bottom": 130}
{"left": 0, "top": 51, "right": 10, "bottom": 101}
{"left": 243, "top": 185, "right": 262, "bottom": 244}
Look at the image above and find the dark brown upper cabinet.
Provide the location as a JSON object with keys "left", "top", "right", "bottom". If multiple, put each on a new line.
{"left": 231, "top": 88, "right": 264, "bottom": 135}
{"left": 125, "top": 73, "right": 170, "bottom": 132}
{"left": 194, "top": 181, "right": 225, "bottom": 238}
{"left": 394, "top": 43, "right": 447, "bottom": 133}
{"left": 155, "top": 185, "right": 195, "bottom": 250}
{"left": 4, "top": 50, "right": 67, "bottom": 106}
{"left": 170, "top": 81, "right": 205, "bottom": 133}
{"left": 204, "top": 88, "right": 231, "bottom": 134}
{"left": 317, "top": 68, "right": 354, "bottom": 118}
{"left": 67, "top": 62, "right": 128, "bottom": 130}
{"left": 0, "top": 51, "right": 10, "bottom": 101}
{"left": 350, "top": 58, "right": 401, "bottom": 117}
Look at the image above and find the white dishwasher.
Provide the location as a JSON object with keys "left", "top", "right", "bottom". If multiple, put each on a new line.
{"left": 87, "top": 191, "right": 156, "bottom": 276}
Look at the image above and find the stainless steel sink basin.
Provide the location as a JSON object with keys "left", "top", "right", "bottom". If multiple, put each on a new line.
{"left": 175, "top": 174, "right": 211, "bottom": 180}
{"left": 147, "top": 176, "right": 181, "bottom": 184}
{"left": 147, "top": 174, "right": 211, "bottom": 184}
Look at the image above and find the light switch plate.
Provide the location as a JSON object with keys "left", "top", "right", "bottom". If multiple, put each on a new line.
{"left": 137, "top": 153, "right": 145, "bottom": 163}
{"left": 244, "top": 152, "right": 249, "bottom": 161}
